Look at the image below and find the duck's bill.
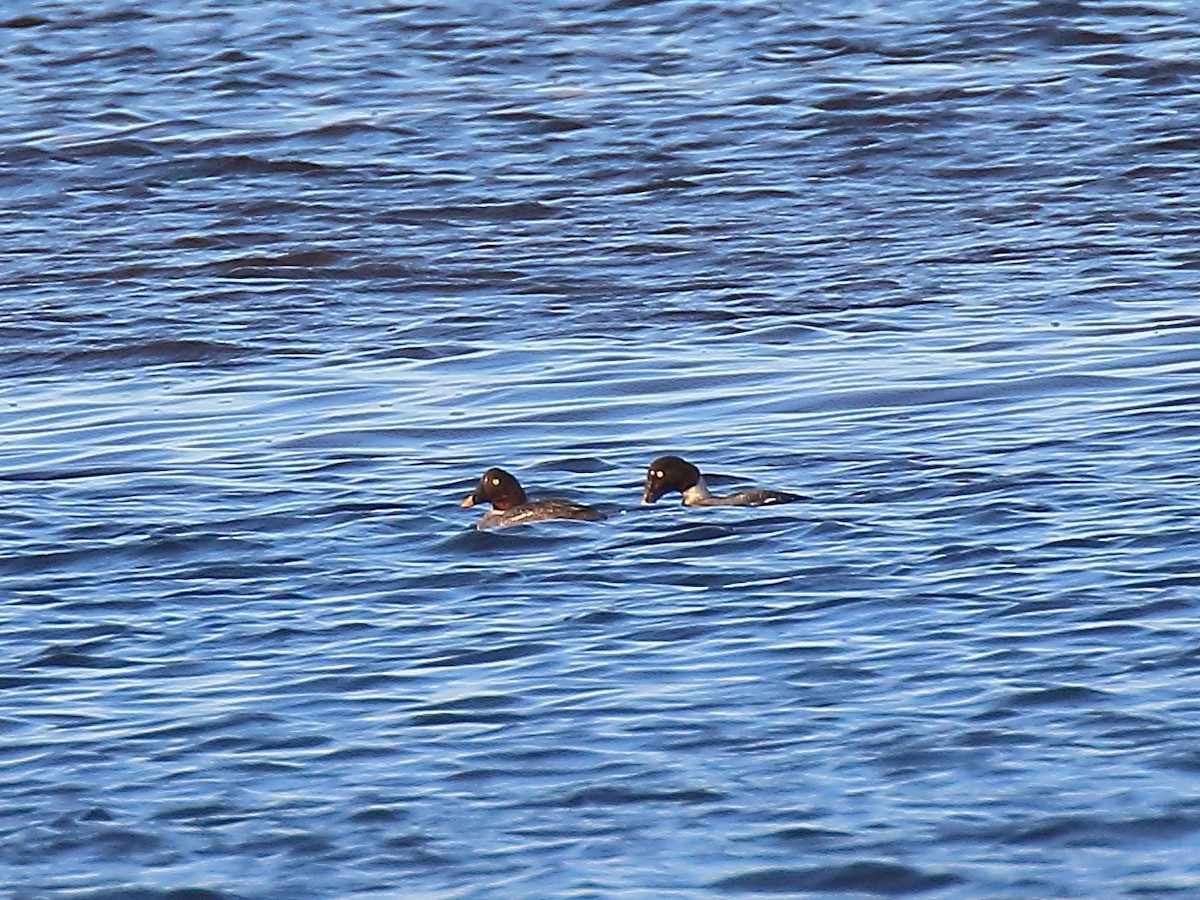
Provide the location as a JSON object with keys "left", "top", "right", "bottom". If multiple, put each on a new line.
{"left": 641, "top": 489, "right": 659, "bottom": 505}
{"left": 460, "top": 494, "right": 477, "bottom": 508}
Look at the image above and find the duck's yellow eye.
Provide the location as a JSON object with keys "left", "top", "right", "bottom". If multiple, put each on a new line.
{"left": 653, "top": 470, "right": 664, "bottom": 478}
{"left": 491, "top": 478, "right": 500, "bottom": 485}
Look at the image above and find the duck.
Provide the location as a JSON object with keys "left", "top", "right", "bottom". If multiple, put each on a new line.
{"left": 641, "top": 455, "right": 802, "bottom": 507}
{"left": 461, "top": 467, "right": 605, "bottom": 529}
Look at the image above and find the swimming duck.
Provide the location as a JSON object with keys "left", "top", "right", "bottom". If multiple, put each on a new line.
{"left": 641, "top": 455, "right": 802, "bottom": 507}
{"left": 461, "top": 467, "right": 605, "bottom": 529}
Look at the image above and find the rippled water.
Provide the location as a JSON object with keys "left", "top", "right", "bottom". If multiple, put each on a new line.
{"left": 4, "top": 1, "right": 1200, "bottom": 897}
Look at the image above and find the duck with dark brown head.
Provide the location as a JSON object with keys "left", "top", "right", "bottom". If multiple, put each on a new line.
{"left": 642, "top": 455, "right": 802, "bottom": 507}
{"left": 461, "top": 467, "right": 605, "bottom": 530}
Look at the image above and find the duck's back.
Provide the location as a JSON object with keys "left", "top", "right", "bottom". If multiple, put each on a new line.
{"left": 478, "top": 499, "right": 605, "bottom": 529}
{"left": 701, "top": 489, "right": 803, "bottom": 507}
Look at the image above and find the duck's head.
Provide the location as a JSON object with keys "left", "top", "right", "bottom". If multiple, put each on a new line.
{"left": 462, "top": 467, "right": 528, "bottom": 511}
{"left": 641, "top": 455, "right": 701, "bottom": 504}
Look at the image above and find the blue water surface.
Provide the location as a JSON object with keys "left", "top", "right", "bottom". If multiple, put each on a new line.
{"left": 3, "top": 1, "right": 1200, "bottom": 897}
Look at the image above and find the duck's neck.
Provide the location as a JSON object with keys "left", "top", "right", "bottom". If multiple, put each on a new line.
{"left": 682, "top": 476, "right": 718, "bottom": 506}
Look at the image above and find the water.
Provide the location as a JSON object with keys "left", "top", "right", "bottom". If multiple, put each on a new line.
{"left": 3, "top": 1, "right": 1200, "bottom": 896}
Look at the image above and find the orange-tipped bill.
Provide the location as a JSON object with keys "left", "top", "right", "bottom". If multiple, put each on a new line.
{"left": 460, "top": 493, "right": 477, "bottom": 508}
